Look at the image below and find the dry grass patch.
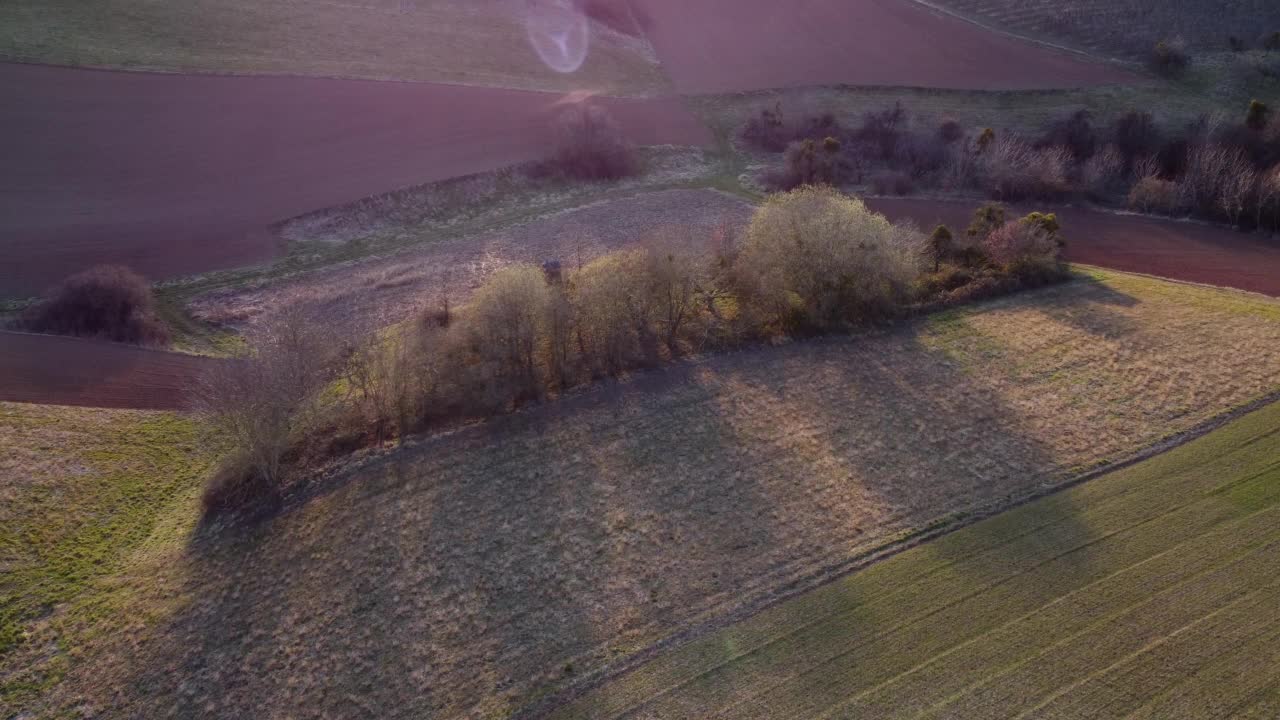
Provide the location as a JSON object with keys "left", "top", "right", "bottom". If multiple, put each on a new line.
{"left": 190, "top": 188, "right": 752, "bottom": 333}
{"left": 25, "top": 269, "right": 1280, "bottom": 719}
{"left": 0, "top": 0, "right": 665, "bottom": 94}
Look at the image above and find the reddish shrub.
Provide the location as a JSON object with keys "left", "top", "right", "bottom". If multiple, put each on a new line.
{"left": 20, "top": 265, "right": 169, "bottom": 346}
{"left": 983, "top": 220, "right": 1060, "bottom": 270}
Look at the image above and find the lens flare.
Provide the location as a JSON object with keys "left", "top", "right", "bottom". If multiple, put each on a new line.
{"left": 525, "top": 0, "right": 590, "bottom": 74}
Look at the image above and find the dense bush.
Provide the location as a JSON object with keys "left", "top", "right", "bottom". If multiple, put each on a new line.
{"left": 1150, "top": 37, "right": 1190, "bottom": 76}
{"left": 1247, "top": 100, "right": 1271, "bottom": 132}
{"left": 772, "top": 137, "right": 855, "bottom": 189}
{"left": 545, "top": 104, "right": 637, "bottom": 181}
{"left": 1128, "top": 176, "right": 1182, "bottom": 214}
{"left": 1038, "top": 109, "right": 1098, "bottom": 161}
{"left": 1113, "top": 111, "right": 1162, "bottom": 167}
{"left": 737, "top": 186, "right": 922, "bottom": 332}
{"left": 20, "top": 265, "right": 170, "bottom": 346}
{"left": 928, "top": 225, "right": 954, "bottom": 272}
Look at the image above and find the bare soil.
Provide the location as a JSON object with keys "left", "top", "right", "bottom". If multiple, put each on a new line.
{"left": 616, "top": 0, "right": 1134, "bottom": 93}
{"left": 0, "top": 63, "right": 711, "bottom": 298}
{"left": 867, "top": 197, "right": 1280, "bottom": 297}
{"left": 0, "top": 331, "right": 213, "bottom": 410}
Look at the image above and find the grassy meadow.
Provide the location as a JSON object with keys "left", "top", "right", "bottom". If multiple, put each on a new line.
{"left": 7, "top": 268, "right": 1279, "bottom": 718}
{"left": 551, "top": 387, "right": 1280, "bottom": 720}
{"left": 0, "top": 404, "right": 216, "bottom": 711}
{"left": 0, "top": 0, "right": 665, "bottom": 93}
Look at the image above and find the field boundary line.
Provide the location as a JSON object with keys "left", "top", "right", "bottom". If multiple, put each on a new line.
{"left": 900, "top": 0, "right": 1133, "bottom": 68}
{"left": 810, "top": 507, "right": 1280, "bottom": 720}
{"left": 0, "top": 58, "right": 659, "bottom": 99}
{"left": 524, "top": 389, "right": 1280, "bottom": 719}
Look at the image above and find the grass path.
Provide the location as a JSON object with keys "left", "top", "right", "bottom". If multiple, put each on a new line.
{"left": 549, "top": 399, "right": 1280, "bottom": 719}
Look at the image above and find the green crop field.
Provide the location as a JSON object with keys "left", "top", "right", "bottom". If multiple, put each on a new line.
{"left": 553, "top": 398, "right": 1280, "bottom": 719}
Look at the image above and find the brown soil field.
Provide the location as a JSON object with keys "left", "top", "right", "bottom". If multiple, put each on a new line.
{"left": 0, "top": 332, "right": 212, "bottom": 410}
{"left": 189, "top": 188, "right": 754, "bottom": 332}
{"left": 0, "top": 63, "right": 711, "bottom": 299}
{"left": 24, "top": 270, "right": 1280, "bottom": 719}
{"left": 867, "top": 198, "right": 1280, "bottom": 297}
{"left": 617, "top": 0, "right": 1133, "bottom": 94}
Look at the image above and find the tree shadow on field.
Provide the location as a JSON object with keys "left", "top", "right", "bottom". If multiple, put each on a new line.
{"left": 1029, "top": 275, "right": 1141, "bottom": 340}
{"left": 93, "top": 286, "right": 1132, "bottom": 719}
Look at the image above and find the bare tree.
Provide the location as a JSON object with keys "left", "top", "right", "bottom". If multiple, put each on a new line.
{"left": 1219, "top": 158, "right": 1256, "bottom": 228}
{"left": 1257, "top": 165, "right": 1280, "bottom": 232}
{"left": 192, "top": 304, "right": 336, "bottom": 494}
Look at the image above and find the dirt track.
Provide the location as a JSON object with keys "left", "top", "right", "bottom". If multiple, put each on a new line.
{"left": 621, "top": 0, "right": 1133, "bottom": 93}
{"left": 0, "top": 332, "right": 212, "bottom": 410}
{"left": 0, "top": 62, "right": 711, "bottom": 298}
{"left": 866, "top": 198, "right": 1280, "bottom": 297}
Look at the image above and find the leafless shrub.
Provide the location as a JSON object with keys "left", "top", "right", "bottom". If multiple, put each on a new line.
{"left": 193, "top": 304, "right": 337, "bottom": 516}
{"left": 1128, "top": 176, "right": 1182, "bottom": 214}
{"left": 1180, "top": 143, "right": 1249, "bottom": 215}
{"left": 1220, "top": 162, "right": 1257, "bottom": 227}
{"left": 546, "top": 104, "right": 637, "bottom": 181}
{"left": 1083, "top": 145, "right": 1125, "bottom": 200}
{"left": 1257, "top": 165, "right": 1280, "bottom": 230}
{"left": 20, "top": 265, "right": 170, "bottom": 346}
{"left": 987, "top": 138, "right": 1071, "bottom": 202}
{"left": 1132, "top": 154, "right": 1161, "bottom": 182}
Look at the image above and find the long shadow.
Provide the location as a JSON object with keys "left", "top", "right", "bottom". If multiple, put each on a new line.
{"left": 98, "top": 282, "right": 1152, "bottom": 719}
